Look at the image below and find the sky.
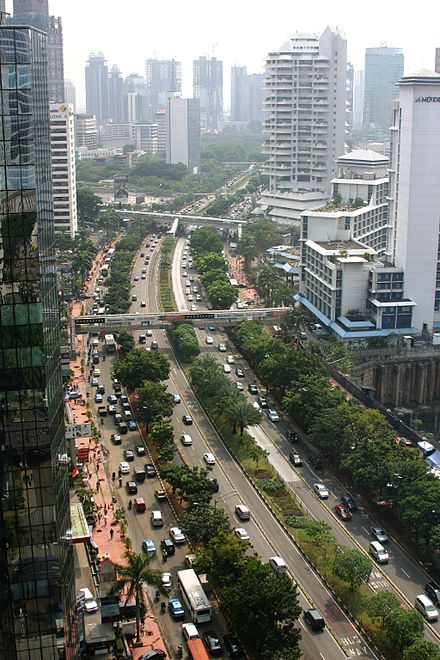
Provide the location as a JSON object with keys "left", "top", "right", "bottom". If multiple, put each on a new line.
{"left": 6, "top": 0, "right": 439, "bottom": 110}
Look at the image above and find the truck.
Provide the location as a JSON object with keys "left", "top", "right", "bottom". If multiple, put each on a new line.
{"left": 104, "top": 334, "right": 116, "bottom": 353}
{"left": 186, "top": 639, "right": 209, "bottom": 660}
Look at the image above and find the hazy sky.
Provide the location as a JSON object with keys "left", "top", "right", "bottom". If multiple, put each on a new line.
{"left": 6, "top": 0, "right": 438, "bottom": 109}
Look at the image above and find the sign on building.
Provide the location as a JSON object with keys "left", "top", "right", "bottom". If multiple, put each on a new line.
{"left": 113, "top": 174, "right": 129, "bottom": 201}
{"left": 66, "top": 422, "right": 92, "bottom": 439}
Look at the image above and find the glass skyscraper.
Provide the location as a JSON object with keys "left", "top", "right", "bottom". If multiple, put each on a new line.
{"left": 0, "top": 25, "right": 75, "bottom": 659}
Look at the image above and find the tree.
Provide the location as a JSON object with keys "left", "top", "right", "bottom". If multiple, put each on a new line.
{"left": 194, "top": 252, "right": 227, "bottom": 273}
{"left": 112, "top": 552, "right": 162, "bottom": 644}
{"left": 333, "top": 548, "right": 372, "bottom": 592}
{"left": 115, "top": 331, "right": 134, "bottom": 358}
{"left": 366, "top": 591, "right": 400, "bottom": 628}
{"left": 134, "top": 381, "right": 174, "bottom": 429}
{"left": 98, "top": 207, "right": 120, "bottom": 238}
{"left": 182, "top": 505, "right": 230, "bottom": 546}
{"left": 385, "top": 607, "right": 424, "bottom": 651}
{"left": 76, "top": 188, "right": 102, "bottom": 226}
{"left": 196, "top": 532, "right": 250, "bottom": 589}
{"left": 168, "top": 323, "right": 200, "bottom": 362}
{"left": 191, "top": 227, "right": 223, "bottom": 257}
{"left": 224, "top": 397, "right": 261, "bottom": 436}
{"left": 190, "top": 355, "right": 223, "bottom": 397}
{"left": 149, "top": 420, "right": 175, "bottom": 462}
{"left": 206, "top": 280, "right": 237, "bottom": 309}
{"left": 160, "top": 464, "right": 215, "bottom": 506}
{"left": 403, "top": 638, "right": 440, "bottom": 660}
{"left": 200, "top": 268, "right": 229, "bottom": 287}
{"left": 114, "top": 349, "right": 170, "bottom": 390}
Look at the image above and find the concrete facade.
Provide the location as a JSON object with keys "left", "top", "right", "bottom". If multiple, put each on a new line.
{"left": 166, "top": 95, "right": 200, "bottom": 171}
{"left": 50, "top": 102, "right": 78, "bottom": 237}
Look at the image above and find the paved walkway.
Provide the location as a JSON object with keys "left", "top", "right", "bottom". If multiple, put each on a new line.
{"left": 229, "top": 255, "right": 260, "bottom": 304}
{"left": 66, "top": 247, "right": 168, "bottom": 659}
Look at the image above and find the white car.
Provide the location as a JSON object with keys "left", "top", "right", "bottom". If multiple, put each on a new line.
{"left": 187, "top": 294, "right": 194, "bottom": 301}
{"left": 182, "top": 271, "right": 188, "bottom": 277}
{"left": 252, "top": 401, "right": 261, "bottom": 412}
{"left": 267, "top": 408, "right": 280, "bottom": 423}
{"left": 180, "top": 434, "right": 193, "bottom": 446}
{"left": 205, "top": 336, "right": 214, "bottom": 345}
{"left": 161, "top": 572, "right": 172, "bottom": 590}
{"left": 223, "top": 364, "right": 231, "bottom": 374}
{"left": 234, "top": 527, "right": 250, "bottom": 542}
{"left": 269, "top": 556, "right": 287, "bottom": 574}
{"left": 236, "top": 381, "right": 244, "bottom": 391}
{"left": 170, "top": 526, "right": 186, "bottom": 544}
{"left": 203, "top": 452, "right": 216, "bottom": 465}
{"left": 119, "top": 461, "right": 130, "bottom": 475}
{"left": 218, "top": 344, "right": 227, "bottom": 352}
{"left": 313, "top": 483, "right": 329, "bottom": 499}
{"left": 80, "top": 587, "right": 98, "bottom": 613}
{"left": 226, "top": 355, "right": 235, "bottom": 364}
{"left": 190, "top": 305, "right": 198, "bottom": 311}
{"left": 146, "top": 329, "right": 153, "bottom": 336}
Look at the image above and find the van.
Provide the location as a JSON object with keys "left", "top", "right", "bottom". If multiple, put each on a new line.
{"left": 182, "top": 622, "right": 199, "bottom": 642}
{"left": 124, "top": 410, "right": 133, "bottom": 421}
{"left": 415, "top": 594, "right": 438, "bottom": 621}
{"left": 79, "top": 587, "right": 98, "bottom": 613}
{"left": 139, "top": 334, "right": 146, "bottom": 344}
{"left": 151, "top": 510, "right": 164, "bottom": 527}
{"left": 369, "top": 541, "right": 389, "bottom": 564}
{"left": 133, "top": 466, "right": 146, "bottom": 482}
{"left": 118, "top": 422, "right": 128, "bottom": 435}
{"left": 134, "top": 497, "right": 146, "bottom": 513}
{"left": 304, "top": 608, "right": 325, "bottom": 631}
{"left": 235, "top": 504, "right": 250, "bottom": 521}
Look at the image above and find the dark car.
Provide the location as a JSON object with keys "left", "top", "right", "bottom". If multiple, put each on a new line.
{"left": 208, "top": 477, "right": 220, "bottom": 493}
{"left": 111, "top": 433, "right": 122, "bottom": 445}
{"left": 425, "top": 582, "right": 440, "bottom": 606}
{"left": 223, "top": 634, "right": 244, "bottom": 658}
{"left": 304, "top": 608, "right": 325, "bottom": 631}
{"left": 126, "top": 481, "right": 138, "bottom": 495}
{"left": 309, "top": 454, "right": 322, "bottom": 470}
{"left": 182, "top": 414, "right": 193, "bottom": 425}
{"left": 247, "top": 383, "right": 258, "bottom": 395}
{"left": 203, "top": 630, "right": 223, "bottom": 657}
{"left": 135, "top": 445, "right": 146, "bottom": 456}
{"left": 160, "top": 538, "right": 175, "bottom": 557}
{"left": 123, "top": 449, "right": 134, "bottom": 462}
{"left": 138, "top": 651, "right": 166, "bottom": 660}
{"left": 151, "top": 341, "right": 159, "bottom": 350}
{"left": 155, "top": 489, "right": 167, "bottom": 502}
{"left": 341, "top": 492, "right": 357, "bottom": 512}
{"left": 128, "top": 420, "right": 137, "bottom": 431}
{"left": 286, "top": 427, "right": 299, "bottom": 442}
{"left": 208, "top": 325, "right": 216, "bottom": 332}
{"left": 145, "top": 463, "right": 156, "bottom": 478}
{"left": 257, "top": 395, "right": 268, "bottom": 408}
{"left": 235, "top": 367, "right": 244, "bottom": 378}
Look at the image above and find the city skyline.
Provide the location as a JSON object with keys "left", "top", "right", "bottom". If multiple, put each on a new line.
{"left": 4, "top": 0, "right": 438, "bottom": 110}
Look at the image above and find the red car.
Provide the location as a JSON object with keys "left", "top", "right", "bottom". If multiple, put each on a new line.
{"left": 334, "top": 504, "right": 352, "bottom": 521}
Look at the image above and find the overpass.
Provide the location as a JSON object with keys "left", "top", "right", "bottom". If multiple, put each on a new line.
{"left": 113, "top": 208, "right": 248, "bottom": 229}
{"left": 72, "top": 307, "right": 290, "bottom": 338}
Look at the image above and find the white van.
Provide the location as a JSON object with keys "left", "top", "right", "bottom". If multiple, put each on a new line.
{"left": 369, "top": 541, "right": 389, "bottom": 564}
{"left": 235, "top": 504, "right": 250, "bottom": 521}
{"left": 182, "top": 622, "right": 199, "bottom": 641}
{"left": 415, "top": 594, "right": 438, "bottom": 621}
{"left": 79, "top": 587, "right": 98, "bottom": 613}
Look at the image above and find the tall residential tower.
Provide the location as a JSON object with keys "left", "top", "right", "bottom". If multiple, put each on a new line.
{"left": 145, "top": 58, "right": 182, "bottom": 117}
{"left": 193, "top": 56, "right": 223, "bottom": 129}
{"left": 85, "top": 52, "right": 109, "bottom": 124}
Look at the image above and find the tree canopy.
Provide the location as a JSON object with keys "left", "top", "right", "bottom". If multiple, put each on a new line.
{"left": 114, "top": 349, "right": 170, "bottom": 390}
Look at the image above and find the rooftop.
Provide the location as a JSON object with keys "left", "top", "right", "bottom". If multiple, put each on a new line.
{"left": 337, "top": 149, "right": 389, "bottom": 164}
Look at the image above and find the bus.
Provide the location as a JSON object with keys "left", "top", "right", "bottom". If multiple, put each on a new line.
{"left": 177, "top": 569, "right": 211, "bottom": 624}
{"left": 104, "top": 334, "right": 116, "bottom": 353}
{"left": 187, "top": 639, "right": 209, "bottom": 660}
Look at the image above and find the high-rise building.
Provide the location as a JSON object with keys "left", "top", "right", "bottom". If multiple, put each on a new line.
{"left": 123, "top": 73, "right": 148, "bottom": 122}
{"left": 193, "top": 56, "right": 223, "bottom": 129}
{"left": 363, "top": 46, "right": 404, "bottom": 138}
{"left": 9, "top": 0, "right": 65, "bottom": 102}
{"left": 259, "top": 27, "right": 347, "bottom": 225}
{"left": 152, "top": 108, "right": 167, "bottom": 153}
{"left": 85, "top": 52, "right": 109, "bottom": 124}
{"left": 166, "top": 94, "right": 200, "bottom": 171}
{"left": 231, "top": 66, "right": 265, "bottom": 123}
{"left": 145, "top": 58, "right": 182, "bottom": 117}
{"left": 346, "top": 62, "right": 354, "bottom": 147}
{"left": 130, "top": 123, "right": 158, "bottom": 154}
{"left": 108, "top": 64, "right": 124, "bottom": 123}
{"left": 75, "top": 113, "right": 98, "bottom": 149}
{"left": 435, "top": 48, "right": 440, "bottom": 74}
{"left": 64, "top": 79, "right": 77, "bottom": 113}
{"left": 50, "top": 103, "right": 78, "bottom": 237}
{"left": 0, "top": 24, "right": 76, "bottom": 658}
{"left": 353, "top": 70, "right": 364, "bottom": 128}
{"left": 126, "top": 92, "right": 143, "bottom": 123}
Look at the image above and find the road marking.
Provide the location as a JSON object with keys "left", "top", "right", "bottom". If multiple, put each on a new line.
{"left": 362, "top": 527, "right": 369, "bottom": 534}
{"left": 401, "top": 568, "right": 411, "bottom": 578}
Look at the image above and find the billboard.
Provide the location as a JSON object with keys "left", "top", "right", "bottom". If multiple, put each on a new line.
{"left": 113, "top": 174, "right": 129, "bottom": 201}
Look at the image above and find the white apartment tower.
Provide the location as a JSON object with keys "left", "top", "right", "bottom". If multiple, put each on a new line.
{"left": 259, "top": 27, "right": 347, "bottom": 225}
{"left": 166, "top": 94, "right": 200, "bottom": 172}
{"left": 50, "top": 103, "right": 78, "bottom": 237}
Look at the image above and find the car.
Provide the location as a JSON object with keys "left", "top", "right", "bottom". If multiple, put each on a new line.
{"left": 269, "top": 556, "right": 287, "bottom": 573}
{"left": 146, "top": 329, "right": 153, "bottom": 337}
{"left": 234, "top": 527, "right": 250, "bottom": 542}
{"left": 187, "top": 294, "right": 194, "bottom": 301}
{"left": 267, "top": 408, "right": 279, "bottom": 422}
{"left": 203, "top": 452, "right": 216, "bottom": 465}
{"left": 128, "top": 420, "right": 137, "bottom": 431}
{"left": 135, "top": 445, "right": 146, "bottom": 456}
{"left": 341, "top": 492, "right": 357, "bottom": 512}
{"left": 138, "top": 650, "right": 166, "bottom": 660}
{"left": 141, "top": 274, "right": 146, "bottom": 280}
{"left": 67, "top": 391, "right": 82, "bottom": 400}
{"left": 160, "top": 538, "right": 175, "bottom": 556}
{"left": 223, "top": 634, "right": 244, "bottom": 658}
{"left": 203, "top": 630, "right": 223, "bottom": 657}
{"left": 289, "top": 452, "right": 302, "bottom": 467}
{"left": 134, "top": 275, "right": 139, "bottom": 281}
{"left": 79, "top": 587, "right": 98, "bottom": 613}
{"left": 123, "top": 449, "right": 134, "bottom": 462}
{"left": 218, "top": 343, "right": 227, "bottom": 352}
{"left": 248, "top": 383, "right": 258, "bottom": 395}
{"left": 190, "top": 304, "right": 198, "bottom": 311}
{"left": 141, "top": 301, "right": 146, "bottom": 307}
{"left": 169, "top": 526, "right": 186, "bottom": 544}
{"left": 205, "top": 336, "right": 214, "bottom": 345}
{"left": 236, "top": 381, "right": 244, "bottom": 391}
{"left": 235, "top": 367, "right": 245, "bottom": 378}
{"left": 252, "top": 401, "right": 260, "bottom": 412}
{"left": 309, "top": 454, "right": 323, "bottom": 470}
{"left": 172, "top": 393, "right": 181, "bottom": 404}
{"left": 107, "top": 394, "right": 117, "bottom": 404}
{"left": 120, "top": 395, "right": 129, "bottom": 404}
{"left": 126, "top": 481, "right": 138, "bottom": 495}
{"left": 168, "top": 597, "right": 184, "bottom": 619}
{"left": 304, "top": 608, "right": 325, "bottom": 631}
{"left": 111, "top": 433, "right": 122, "bottom": 445}
{"left": 91, "top": 377, "right": 99, "bottom": 387}
{"left": 182, "top": 271, "right": 188, "bottom": 277}
{"left": 208, "top": 325, "right": 216, "bottom": 332}
{"left": 182, "top": 414, "right": 193, "bottom": 425}
{"left": 286, "top": 427, "right": 299, "bottom": 442}
{"left": 334, "top": 504, "right": 352, "bottom": 521}
{"left": 97, "top": 384, "right": 105, "bottom": 395}
{"left": 425, "top": 582, "right": 440, "bottom": 606}
{"left": 369, "top": 540, "right": 389, "bottom": 563}
{"left": 119, "top": 461, "right": 130, "bottom": 475}
{"left": 208, "top": 477, "right": 219, "bottom": 493}
{"left": 313, "top": 483, "right": 329, "bottom": 499}
{"left": 151, "top": 341, "right": 158, "bottom": 350}
{"left": 223, "top": 364, "right": 232, "bottom": 374}
{"left": 93, "top": 368, "right": 101, "bottom": 377}
{"left": 235, "top": 504, "right": 251, "bottom": 520}
{"left": 180, "top": 434, "right": 193, "bottom": 446}
{"left": 371, "top": 527, "right": 389, "bottom": 544}
{"left": 94, "top": 393, "right": 103, "bottom": 404}
{"left": 151, "top": 510, "right": 164, "bottom": 527}
{"left": 145, "top": 464, "right": 156, "bottom": 478}
{"left": 226, "top": 355, "right": 235, "bottom": 364}
{"left": 107, "top": 404, "right": 116, "bottom": 415}
{"left": 142, "top": 538, "right": 156, "bottom": 554}
{"left": 155, "top": 489, "right": 167, "bottom": 502}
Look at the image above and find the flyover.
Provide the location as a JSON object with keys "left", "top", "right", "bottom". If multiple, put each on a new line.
{"left": 113, "top": 208, "right": 248, "bottom": 229}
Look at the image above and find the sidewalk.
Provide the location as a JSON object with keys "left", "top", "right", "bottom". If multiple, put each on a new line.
{"left": 229, "top": 255, "right": 260, "bottom": 305}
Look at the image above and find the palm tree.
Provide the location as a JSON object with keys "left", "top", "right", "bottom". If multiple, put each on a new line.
{"left": 256, "top": 264, "right": 279, "bottom": 305}
{"left": 71, "top": 251, "right": 93, "bottom": 285}
{"left": 190, "top": 355, "right": 223, "bottom": 397}
{"left": 212, "top": 379, "right": 239, "bottom": 414}
{"left": 112, "top": 551, "right": 162, "bottom": 644}
{"left": 224, "top": 397, "right": 262, "bottom": 436}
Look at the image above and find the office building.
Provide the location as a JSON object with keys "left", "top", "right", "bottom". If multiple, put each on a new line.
{"left": 193, "top": 56, "right": 223, "bottom": 129}
{"left": 85, "top": 52, "right": 108, "bottom": 124}
{"left": 145, "top": 58, "right": 182, "bottom": 117}
{"left": 166, "top": 94, "right": 200, "bottom": 171}
{"left": 153, "top": 108, "right": 167, "bottom": 153}
{"left": 99, "top": 122, "right": 131, "bottom": 149}
{"left": 131, "top": 123, "right": 158, "bottom": 154}
{"left": 64, "top": 79, "right": 76, "bottom": 113}
{"left": 126, "top": 92, "right": 143, "bottom": 123}
{"left": 363, "top": 46, "right": 404, "bottom": 138}
{"left": 231, "top": 66, "right": 265, "bottom": 123}
{"left": 346, "top": 62, "right": 354, "bottom": 146}
{"left": 9, "top": 0, "right": 65, "bottom": 102}
{"left": 353, "top": 70, "right": 364, "bottom": 128}
{"left": 0, "top": 24, "right": 76, "bottom": 657}
{"left": 259, "top": 27, "right": 347, "bottom": 225}
{"left": 50, "top": 103, "right": 78, "bottom": 237}
{"left": 108, "top": 64, "right": 124, "bottom": 123}
{"left": 75, "top": 113, "right": 98, "bottom": 149}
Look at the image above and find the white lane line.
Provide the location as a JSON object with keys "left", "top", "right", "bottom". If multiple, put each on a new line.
{"left": 362, "top": 526, "right": 369, "bottom": 534}
{"left": 401, "top": 568, "right": 411, "bottom": 578}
